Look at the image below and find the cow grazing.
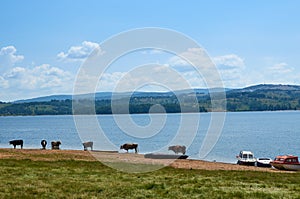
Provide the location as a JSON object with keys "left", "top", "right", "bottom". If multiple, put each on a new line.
{"left": 51, "top": 141, "right": 61, "bottom": 150}
{"left": 9, "top": 139, "right": 23, "bottom": 149}
{"left": 120, "top": 143, "right": 138, "bottom": 153}
{"left": 41, "top": 139, "right": 47, "bottom": 149}
{"left": 82, "top": 141, "right": 93, "bottom": 151}
{"left": 168, "top": 145, "right": 186, "bottom": 155}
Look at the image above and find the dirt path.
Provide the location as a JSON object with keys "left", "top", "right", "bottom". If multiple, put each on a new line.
{"left": 0, "top": 148, "right": 290, "bottom": 172}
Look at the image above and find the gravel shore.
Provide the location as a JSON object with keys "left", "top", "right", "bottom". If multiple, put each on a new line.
{"left": 0, "top": 148, "right": 289, "bottom": 173}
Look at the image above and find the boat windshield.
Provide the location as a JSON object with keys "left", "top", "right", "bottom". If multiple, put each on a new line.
{"left": 242, "top": 154, "right": 253, "bottom": 159}
{"left": 259, "top": 158, "right": 269, "bottom": 160}
{"left": 286, "top": 158, "right": 299, "bottom": 163}
{"left": 275, "top": 158, "right": 284, "bottom": 161}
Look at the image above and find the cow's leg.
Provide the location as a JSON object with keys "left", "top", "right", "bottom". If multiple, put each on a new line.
{"left": 91, "top": 146, "right": 93, "bottom": 151}
{"left": 135, "top": 147, "right": 137, "bottom": 153}
{"left": 13, "top": 144, "right": 16, "bottom": 149}
{"left": 21, "top": 144, "right": 23, "bottom": 149}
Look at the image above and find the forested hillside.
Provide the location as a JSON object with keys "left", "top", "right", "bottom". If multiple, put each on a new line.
{"left": 1, "top": 84, "right": 300, "bottom": 116}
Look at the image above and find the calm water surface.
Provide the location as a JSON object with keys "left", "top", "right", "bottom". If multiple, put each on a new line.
{"left": 0, "top": 111, "right": 299, "bottom": 163}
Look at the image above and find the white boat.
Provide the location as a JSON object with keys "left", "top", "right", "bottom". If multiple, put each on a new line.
{"left": 256, "top": 157, "right": 272, "bottom": 167}
{"left": 236, "top": 151, "right": 256, "bottom": 166}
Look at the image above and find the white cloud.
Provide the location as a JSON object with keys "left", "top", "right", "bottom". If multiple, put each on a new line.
{"left": 94, "top": 51, "right": 300, "bottom": 90}
{"left": 141, "top": 49, "right": 164, "bottom": 55}
{"left": 78, "top": 48, "right": 227, "bottom": 93}
{"left": 181, "top": 71, "right": 206, "bottom": 88}
{"left": 57, "top": 41, "right": 100, "bottom": 62}
{"left": 213, "top": 54, "right": 245, "bottom": 69}
{"left": 230, "top": 62, "right": 300, "bottom": 88}
{"left": 4, "top": 64, "right": 73, "bottom": 90}
{"left": 268, "top": 62, "right": 293, "bottom": 74}
{"left": 210, "top": 54, "right": 246, "bottom": 87}
{"left": 168, "top": 48, "right": 212, "bottom": 68}
{"left": 167, "top": 48, "right": 224, "bottom": 88}
{"left": 100, "top": 72, "right": 125, "bottom": 84}
{"left": 0, "top": 46, "right": 24, "bottom": 68}
{"left": 96, "top": 65, "right": 204, "bottom": 93}
{"left": 0, "top": 64, "right": 74, "bottom": 101}
{"left": 168, "top": 56, "right": 190, "bottom": 67}
{"left": 0, "top": 76, "right": 8, "bottom": 89}
{"left": 257, "top": 62, "right": 300, "bottom": 85}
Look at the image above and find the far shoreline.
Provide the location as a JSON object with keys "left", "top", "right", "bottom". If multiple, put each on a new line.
{"left": 1, "top": 109, "right": 300, "bottom": 117}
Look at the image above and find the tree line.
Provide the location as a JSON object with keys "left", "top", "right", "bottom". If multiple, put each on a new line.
{"left": 1, "top": 88, "right": 300, "bottom": 116}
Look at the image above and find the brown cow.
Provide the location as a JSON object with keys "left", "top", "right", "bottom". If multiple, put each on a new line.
{"left": 82, "top": 141, "right": 93, "bottom": 151}
{"left": 51, "top": 141, "right": 61, "bottom": 150}
{"left": 168, "top": 145, "right": 186, "bottom": 155}
{"left": 120, "top": 143, "right": 138, "bottom": 153}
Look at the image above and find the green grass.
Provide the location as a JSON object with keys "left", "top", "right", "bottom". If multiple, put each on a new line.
{"left": 0, "top": 159, "right": 300, "bottom": 198}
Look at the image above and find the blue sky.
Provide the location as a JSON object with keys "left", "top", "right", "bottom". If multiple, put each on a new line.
{"left": 0, "top": 0, "right": 299, "bottom": 101}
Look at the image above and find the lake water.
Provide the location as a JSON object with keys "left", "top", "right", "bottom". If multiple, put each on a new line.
{"left": 0, "top": 111, "right": 299, "bottom": 163}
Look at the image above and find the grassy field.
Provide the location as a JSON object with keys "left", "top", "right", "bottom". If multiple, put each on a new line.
{"left": 0, "top": 151, "right": 300, "bottom": 198}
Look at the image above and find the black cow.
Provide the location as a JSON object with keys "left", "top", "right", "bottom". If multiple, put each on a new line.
{"left": 9, "top": 139, "right": 23, "bottom": 149}
{"left": 41, "top": 140, "right": 47, "bottom": 149}
{"left": 120, "top": 143, "right": 138, "bottom": 153}
{"left": 51, "top": 141, "right": 61, "bottom": 150}
{"left": 168, "top": 145, "right": 186, "bottom": 155}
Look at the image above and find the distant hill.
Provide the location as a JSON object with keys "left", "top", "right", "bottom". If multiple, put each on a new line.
{"left": 226, "top": 84, "right": 300, "bottom": 111}
{"left": 14, "top": 88, "right": 231, "bottom": 103}
{"left": 15, "top": 95, "right": 73, "bottom": 103}
{"left": 1, "top": 84, "right": 300, "bottom": 115}
{"left": 231, "top": 84, "right": 300, "bottom": 92}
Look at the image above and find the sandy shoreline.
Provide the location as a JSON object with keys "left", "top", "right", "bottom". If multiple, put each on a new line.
{"left": 0, "top": 148, "right": 291, "bottom": 173}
